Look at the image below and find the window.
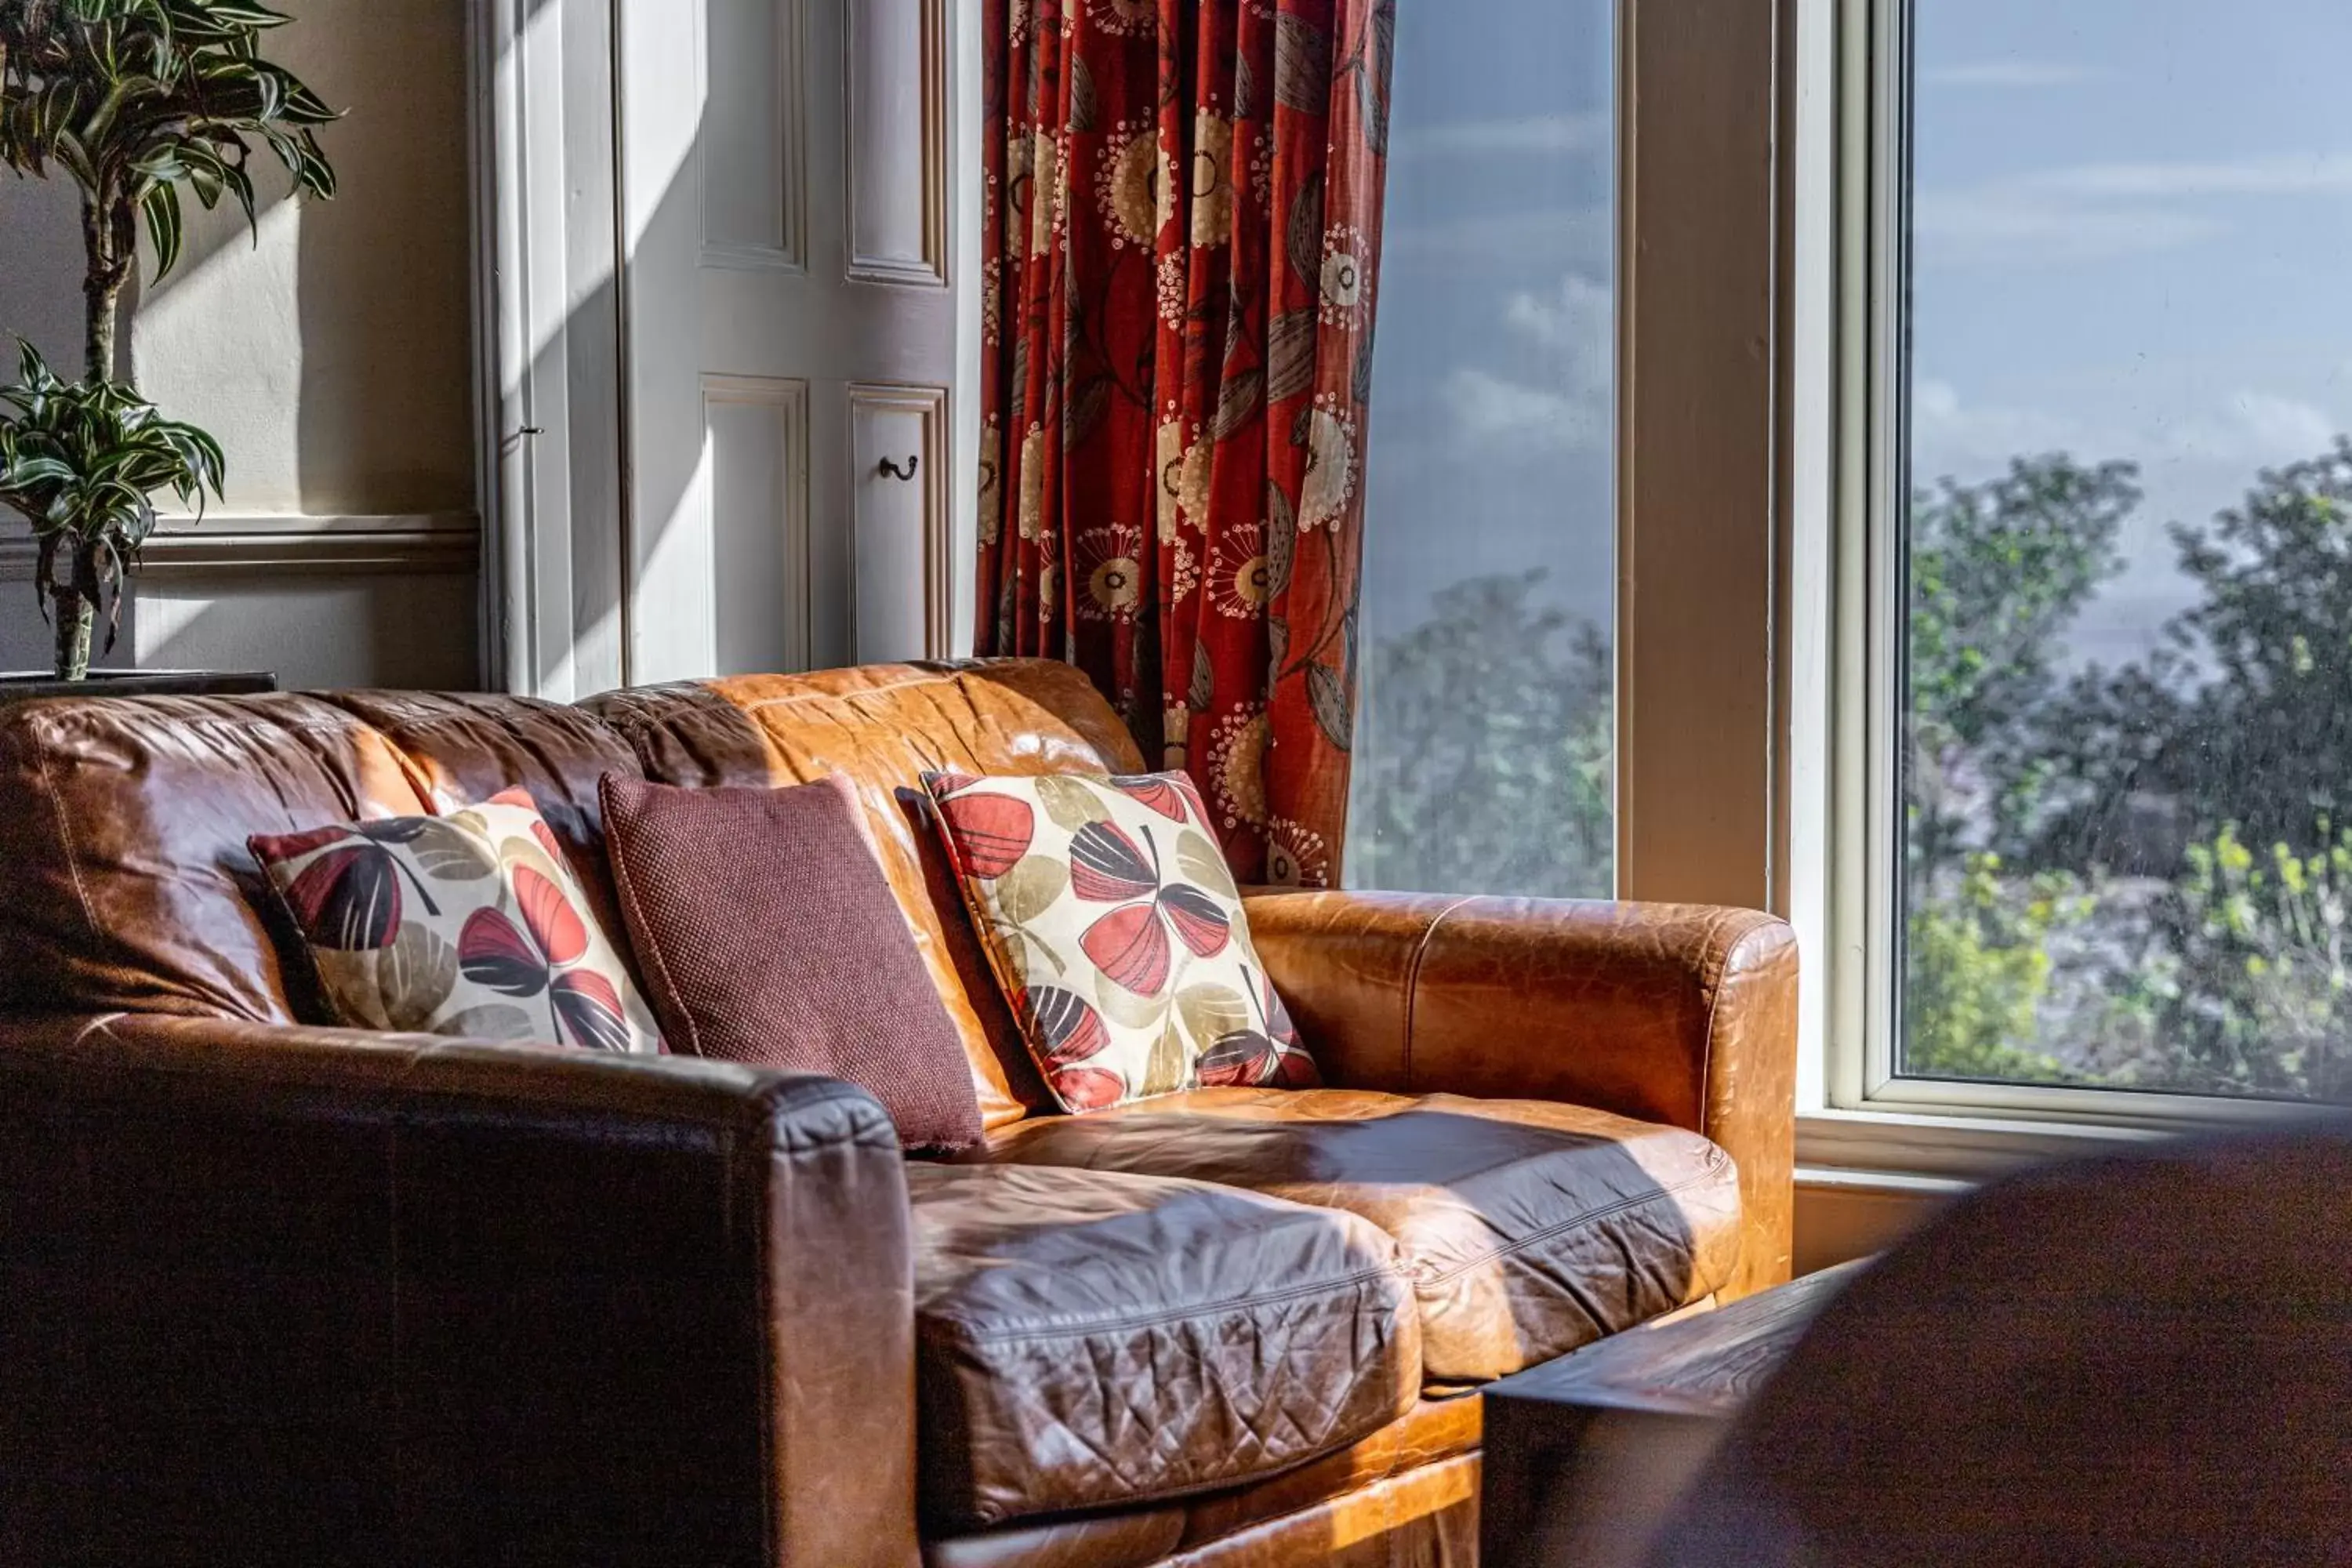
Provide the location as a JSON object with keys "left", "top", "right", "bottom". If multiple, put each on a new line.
{"left": 1873, "top": 0, "right": 2352, "bottom": 1106}
{"left": 1345, "top": 0, "right": 1617, "bottom": 899}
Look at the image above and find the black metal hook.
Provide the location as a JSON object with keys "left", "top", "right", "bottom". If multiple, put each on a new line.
{"left": 878, "top": 454, "right": 920, "bottom": 481}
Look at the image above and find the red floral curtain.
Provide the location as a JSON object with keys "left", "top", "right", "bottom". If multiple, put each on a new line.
{"left": 977, "top": 0, "right": 1395, "bottom": 887}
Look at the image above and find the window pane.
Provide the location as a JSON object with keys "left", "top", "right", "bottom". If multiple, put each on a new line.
{"left": 1347, "top": 0, "right": 1616, "bottom": 898}
{"left": 1900, "top": 0, "right": 2352, "bottom": 1098}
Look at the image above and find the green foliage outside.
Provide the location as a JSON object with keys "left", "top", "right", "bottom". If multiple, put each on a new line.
{"left": 1904, "top": 854, "right": 2078, "bottom": 1083}
{"left": 2129, "top": 824, "right": 2352, "bottom": 1101}
{"left": 1359, "top": 439, "right": 2352, "bottom": 1102}
{"left": 1351, "top": 571, "right": 1612, "bottom": 899}
{"left": 1900, "top": 442, "right": 2352, "bottom": 1098}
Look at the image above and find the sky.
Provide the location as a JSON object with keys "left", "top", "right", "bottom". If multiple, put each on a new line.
{"left": 1911, "top": 0, "right": 2352, "bottom": 666}
{"left": 1355, "top": 0, "right": 1617, "bottom": 648}
{"left": 1354, "top": 0, "right": 2352, "bottom": 670}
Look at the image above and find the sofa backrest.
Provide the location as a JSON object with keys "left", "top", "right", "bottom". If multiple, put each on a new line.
{"left": 583, "top": 659, "right": 1144, "bottom": 1131}
{"left": 0, "top": 659, "right": 1137, "bottom": 1132}
{"left": 0, "top": 692, "right": 436, "bottom": 1022}
{"left": 0, "top": 688, "right": 638, "bottom": 1025}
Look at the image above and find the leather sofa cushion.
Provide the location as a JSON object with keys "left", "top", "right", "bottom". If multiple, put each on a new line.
{"left": 908, "top": 1160, "right": 1419, "bottom": 1530}
{"left": 975, "top": 1088, "right": 1745, "bottom": 1382}
{"left": 584, "top": 662, "right": 1145, "bottom": 1133}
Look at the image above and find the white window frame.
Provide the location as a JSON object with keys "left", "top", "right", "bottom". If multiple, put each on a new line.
{"left": 1616, "top": 0, "right": 1782, "bottom": 913}
{"left": 1787, "top": 0, "right": 2345, "bottom": 1176}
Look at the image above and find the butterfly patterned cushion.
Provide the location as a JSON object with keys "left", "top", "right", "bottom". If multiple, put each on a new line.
{"left": 250, "top": 788, "right": 664, "bottom": 1054}
{"left": 922, "top": 769, "right": 1317, "bottom": 1112}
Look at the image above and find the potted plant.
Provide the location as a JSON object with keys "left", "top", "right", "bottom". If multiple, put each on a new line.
{"left": 0, "top": 340, "right": 221, "bottom": 678}
{"left": 0, "top": 0, "right": 337, "bottom": 685}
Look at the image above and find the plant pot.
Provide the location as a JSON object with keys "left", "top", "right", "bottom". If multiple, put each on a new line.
{"left": 0, "top": 669, "right": 278, "bottom": 707}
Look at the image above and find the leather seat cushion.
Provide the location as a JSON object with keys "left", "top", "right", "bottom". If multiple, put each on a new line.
{"left": 973, "top": 1088, "right": 1745, "bottom": 1381}
{"left": 908, "top": 1160, "right": 1420, "bottom": 1530}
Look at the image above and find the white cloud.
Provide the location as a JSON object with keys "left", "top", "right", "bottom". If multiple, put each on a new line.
{"left": 1911, "top": 379, "right": 2344, "bottom": 484}
{"left": 1389, "top": 113, "right": 1610, "bottom": 160}
{"left": 1915, "top": 187, "right": 2223, "bottom": 267}
{"left": 1923, "top": 61, "right": 2099, "bottom": 89}
{"left": 1382, "top": 206, "right": 1611, "bottom": 277}
{"left": 2179, "top": 391, "right": 2339, "bottom": 464}
{"left": 1504, "top": 272, "right": 1613, "bottom": 363}
{"left": 1918, "top": 151, "right": 2352, "bottom": 269}
{"left": 1443, "top": 368, "right": 1595, "bottom": 447}
{"left": 1441, "top": 273, "right": 1613, "bottom": 455}
{"left": 2024, "top": 153, "right": 2352, "bottom": 200}
{"left": 1911, "top": 378, "right": 2092, "bottom": 476}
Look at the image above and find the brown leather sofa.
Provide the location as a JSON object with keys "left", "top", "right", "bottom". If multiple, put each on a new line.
{"left": 0, "top": 659, "right": 1796, "bottom": 1567}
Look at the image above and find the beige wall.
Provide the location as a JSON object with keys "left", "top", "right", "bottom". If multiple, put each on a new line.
{"left": 1794, "top": 1178, "right": 1952, "bottom": 1276}
{"left": 0, "top": 0, "right": 478, "bottom": 687}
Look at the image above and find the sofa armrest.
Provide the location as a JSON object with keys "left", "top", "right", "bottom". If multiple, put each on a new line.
{"left": 0, "top": 1013, "right": 917, "bottom": 1568}
{"left": 1244, "top": 891, "right": 1798, "bottom": 1298}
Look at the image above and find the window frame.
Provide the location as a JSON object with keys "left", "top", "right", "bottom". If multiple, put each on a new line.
{"left": 1798, "top": 0, "right": 2349, "bottom": 1142}
{"left": 1615, "top": 0, "right": 1783, "bottom": 915}
{"left": 1348, "top": 0, "right": 1786, "bottom": 913}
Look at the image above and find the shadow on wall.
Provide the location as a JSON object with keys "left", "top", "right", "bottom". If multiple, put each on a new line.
{"left": 493, "top": 0, "right": 713, "bottom": 699}
{"left": 137, "top": 571, "right": 479, "bottom": 691}
{"left": 6, "top": 0, "right": 476, "bottom": 520}
{"left": 2, "top": 0, "right": 749, "bottom": 692}
{"left": 288, "top": 0, "right": 475, "bottom": 517}
{"left": 125, "top": 0, "right": 476, "bottom": 520}
{"left": 0, "top": 0, "right": 479, "bottom": 682}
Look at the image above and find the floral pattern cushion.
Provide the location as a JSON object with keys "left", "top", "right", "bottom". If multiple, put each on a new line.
{"left": 923, "top": 769, "right": 1317, "bottom": 1112}
{"left": 251, "top": 789, "right": 664, "bottom": 1054}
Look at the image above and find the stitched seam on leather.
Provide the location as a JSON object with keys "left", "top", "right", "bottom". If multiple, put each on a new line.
{"left": 975, "top": 1425, "right": 1390, "bottom": 1525}
{"left": 732, "top": 667, "right": 976, "bottom": 715}
{"left": 924, "top": 1265, "right": 1402, "bottom": 1342}
{"left": 761, "top": 1128, "right": 799, "bottom": 1566}
{"left": 104, "top": 1019, "right": 891, "bottom": 1142}
{"left": 948, "top": 1295, "right": 1410, "bottom": 1526}
{"left": 27, "top": 716, "right": 102, "bottom": 944}
{"left": 57, "top": 712, "right": 357, "bottom": 738}
{"left": 1083, "top": 1445, "right": 1478, "bottom": 1541}
{"left": 598, "top": 800, "right": 702, "bottom": 1059}
{"left": 1411, "top": 1158, "right": 1733, "bottom": 1287}
{"left": 1400, "top": 896, "right": 1477, "bottom": 1091}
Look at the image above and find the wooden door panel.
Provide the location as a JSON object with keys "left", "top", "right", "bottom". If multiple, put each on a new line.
{"left": 849, "top": 383, "right": 947, "bottom": 662}
{"left": 700, "top": 0, "right": 805, "bottom": 267}
{"left": 846, "top": 0, "right": 947, "bottom": 285}
{"left": 624, "top": 0, "right": 959, "bottom": 683}
{"left": 705, "top": 376, "right": 812, "bottom": 676}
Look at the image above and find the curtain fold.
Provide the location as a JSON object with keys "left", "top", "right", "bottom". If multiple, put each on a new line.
{"left": 978, "top": 0, "right": 1395, "bottom": 887}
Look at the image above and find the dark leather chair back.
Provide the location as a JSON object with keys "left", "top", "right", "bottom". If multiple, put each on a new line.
{"left": 1653, "top": 1128, "right": 2352, "bottom": 1566}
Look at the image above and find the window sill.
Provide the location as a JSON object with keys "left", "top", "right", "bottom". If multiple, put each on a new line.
{"left": 1801, "top": 1106, "right": 2177, "bottom": 1186}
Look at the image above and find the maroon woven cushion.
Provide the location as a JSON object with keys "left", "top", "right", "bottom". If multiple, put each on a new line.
{"left": 600, "top": 772, "right": 983, "bottom": 1152}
